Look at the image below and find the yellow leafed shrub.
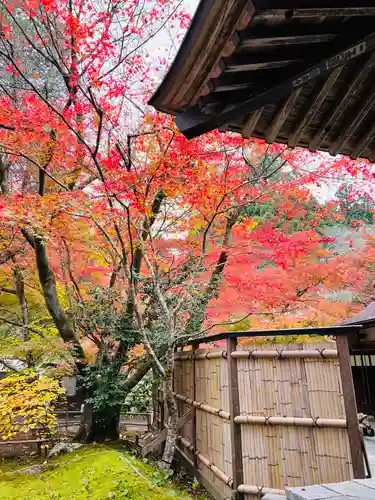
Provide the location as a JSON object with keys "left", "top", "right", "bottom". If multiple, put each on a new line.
{"left": 0, "top": 371, "right": 64, "bottom": 441}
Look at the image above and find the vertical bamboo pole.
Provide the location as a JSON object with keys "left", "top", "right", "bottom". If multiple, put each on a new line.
{"left": 227, "top": 337, "right": 244, "bottom": 500}
{"left": 192, "top": 340, "right": 199, "bottom": 469}
{"left": 336, "top": 334, "right": 365, "bottom": 479}
{"left": 173, "top": 347, "right": 178, "bottom": 420}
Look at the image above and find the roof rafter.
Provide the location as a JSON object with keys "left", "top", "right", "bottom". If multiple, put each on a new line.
{"left": 242, "top": 108, "right": 264, "bottom": 139}
{"left": 265, "top": 89, "right": 302, "bottom": 143}
{"left": 330, "top": 84, "right": 375, "bottom": 155}
{"left": 288, "top": 67, "right": 342, "bottom": 148}
{"left": 309, "top": 51, "right": 375, "bottom": 151}
{"left": 351, "top": 121, "right": 375, "bottom": 158}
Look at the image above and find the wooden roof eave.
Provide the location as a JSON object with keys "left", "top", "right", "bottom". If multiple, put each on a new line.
{"left": 341, "top": 302, "right": 375, "bottom": 327}
{"left": 150, "top": 2, "right": 375, "bottom": 161}
{"left": 175, "top": 31, "right": 375, "bottom": 139}
{"left": 149, "top": 0, "right": 254, "bottom": 113}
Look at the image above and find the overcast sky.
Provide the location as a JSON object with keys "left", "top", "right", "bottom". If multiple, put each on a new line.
{"left": 148, "top": 0, "right": 200, "bottom": 79}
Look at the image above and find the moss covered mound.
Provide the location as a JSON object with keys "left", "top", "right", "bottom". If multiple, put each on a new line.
{"left": 0, "top": 444, "right": 205, "bottom": 499}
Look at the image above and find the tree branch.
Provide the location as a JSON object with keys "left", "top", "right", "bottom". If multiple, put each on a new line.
{"left": 0, "top": 316, "right": 45, "bottom": 337}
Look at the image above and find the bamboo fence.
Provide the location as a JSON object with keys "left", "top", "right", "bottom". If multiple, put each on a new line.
{"left": 174, "top": 339, "right": 362, "bottom": 500}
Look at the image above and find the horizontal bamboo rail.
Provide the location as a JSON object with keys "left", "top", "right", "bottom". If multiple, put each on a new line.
{"left": 237, "top": 484, "right": 285, "bottom": 496}
{"left": 174, "top": 351, "right": 227, "bottom": 361}
{"left": 234, "top": 415, "right": 347, "bottom": 428}
{"left": 175, "top": 348, "right": 338, "bottom": 361}
{"left": 178, "top": 436, "right": 233, "bottom": 487}
{"left": 174, "top": 393, "right": 230, "bottom": 420}
{"left": 178, "top": 437, "right": 286, "bottom": 497}
{"left": 232, "top": 348, "right": 338, "bottom": 359}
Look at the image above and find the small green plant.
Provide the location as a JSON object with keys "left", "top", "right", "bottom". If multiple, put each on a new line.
{"left": 150, "top": 469, "right": 174, "bottom": 487}
{"left": 49, "top": 490, "right": 63, "bottom": 499}
{"left": 109, "top": 479, "right": 133, "bottom": 498}
{"left": 191, "top": 479, "right": 200, "bottom": 490}
{"left": 80, "top": 470, "right": 93, "bottom": 497}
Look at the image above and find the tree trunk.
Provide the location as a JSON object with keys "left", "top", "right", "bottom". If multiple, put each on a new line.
{"left": 75, "top": 357, "right": 153, "bottom": 443}
{"left": 160, "top": 365, "right": 179, "bottom": 469}
{"left": 0, "top": 155, "right": 9, "bottom": 195}
{"left": 12, "top": 267, "right": 29, "bottom": 342}
{"left": 90, "top": 411, "right": 120, "bottom": 442}
{"left": 74, "top": 403, "right": 93, "bottom": 443}
{"left": 33, "top": 236, "right": 84, "bottom": 358}
{"left": 75, "top": 402, "right": 121, "bottom": 443}
{"left": 123, "top": 356, "right": 152, "bottom": 392}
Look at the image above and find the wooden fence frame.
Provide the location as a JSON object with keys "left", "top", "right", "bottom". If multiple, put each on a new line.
{"left": 173, "top": 326, "right": 365, "bottom": 500}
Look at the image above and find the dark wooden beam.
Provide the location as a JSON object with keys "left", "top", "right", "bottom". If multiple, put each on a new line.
{"left": 227, "top": 60, "right": 296, "bottom": 71}
{"left": 214, "top": 82, "right": 254, "bottom": 92}
{"left": 238, "top": 22, "right": 346, "bottom": 42}
{"left": 330, "top": 84, "right": 375, "bottom": 155}
{"left": 256, "top": 0, "right": 375, "bottom": 5}
{"left": 214, "top": 66, "right": 295, "bottom": 91}
{"left": 225, "top": 55, "right": 298, "bottom": 72}
{"left": 265, "top": 88, "right": 302, "bottom": 143}
{"left": 238, "top": 17, "right": 370, "bottom": 56}
{"left": 309, "top": 51, "right": 375, "bottom": 151}
{"left": 336, "top": 335, "right": 366, "bottom": 479}
{"left": 242, "top": 107, "right": 264, "bottom": 138}
{"left": 254, "top": 8, "right": 375, "bottom": 21}
{"left": 240, "top": 33, "right": 335, "bottom": 49}
{"left": 237, "top": 44, "right": 328, "bottom": 61}
{"left": 288, "top": 67, "right": 342, "bottom": 147}
{"left": 176, "top": 31, "right": 375, "bottom": 139}
{"left": 201, "top": 88, "right": 257, "bottom": 106}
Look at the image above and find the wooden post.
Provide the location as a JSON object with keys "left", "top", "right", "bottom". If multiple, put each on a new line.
{"left": 161, "top": 393, "right": 165, "bottom": 430}
{"left": 227, "top": 336, "right": 244, "bottom": 499}
{"left": 192, "top": 340, "right": 199, "bottom": 470}
{"left": 336, "top": 334, "right": 365, "bottom": 479}
{"left": 173, "top": 346, "right": 178, "bottom": 420}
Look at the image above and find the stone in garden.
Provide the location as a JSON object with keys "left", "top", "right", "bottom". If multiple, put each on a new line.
{"left": 47, "top": 442, "right": 83, "bottom": 458}
{"left": 262, "top": 494, "right": 287, "bottom": 500}
{"left": 287, "top": 478, "right": 375, "bottom": 499}
{"left": 16, "top": 464, "right": 46, "bottom": 475}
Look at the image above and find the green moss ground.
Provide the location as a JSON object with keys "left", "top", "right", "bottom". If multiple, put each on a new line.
{"left": 0, "top": 445, "right": 207, "bottom": 499}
